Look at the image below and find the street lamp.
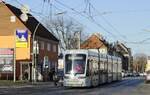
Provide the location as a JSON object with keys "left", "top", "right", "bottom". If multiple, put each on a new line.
{"left": 20, "top": 4, "right": 40, "bottom": 82}
{"left": 32, "top": 23, "right": 40, "bottom": 82}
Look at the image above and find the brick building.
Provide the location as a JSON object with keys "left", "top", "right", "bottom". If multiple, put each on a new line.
{"left": 81, "top": 33, "right": 132, "bottom": 72}
{"left": 0, "top": 2, "right": 59, "bottom": 81}
{"left": 115, "top": 41, "right": 133, "bottom": 71}
{"left": 81, "top": 33, "right": 109, "bottom": 54}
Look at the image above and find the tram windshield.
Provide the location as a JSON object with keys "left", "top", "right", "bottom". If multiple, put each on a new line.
{"left": 65, "top": 54, "right": 86, "bottom": 74}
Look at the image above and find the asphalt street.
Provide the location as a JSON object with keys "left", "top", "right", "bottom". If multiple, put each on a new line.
{"left": 0, "top": 77, "right": 149, "bottom": 95}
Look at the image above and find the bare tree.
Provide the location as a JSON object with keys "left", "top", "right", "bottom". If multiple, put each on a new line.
{"left": 42, "top": 0, "right": 89, "bottom": 51}
{"left": 133, "top": 53, "right": 147, "bottom": 73}
{"left": 45, "top": 16, "right": 84, "bottom": 51}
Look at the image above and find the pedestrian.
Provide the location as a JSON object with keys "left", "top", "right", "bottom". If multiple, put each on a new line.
{"left": 23, "top": 72, "right": 28, "bottom": 80}
{"left": 48, "top": 71, "right": 53, "bottom": 81}
{"left": 53, "top": 71, "right": 59, "bottom": 86}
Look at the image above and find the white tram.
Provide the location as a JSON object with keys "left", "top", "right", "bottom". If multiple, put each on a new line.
{"left": 63, "top": 49, "right": 122, "bottom": 87}
{"left": 145, "top": 56, "right": 150, "bottom": 82}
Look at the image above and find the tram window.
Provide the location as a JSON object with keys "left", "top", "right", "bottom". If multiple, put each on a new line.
{"left": 86, "top": 59, "right": 90, "bottom": 76}
{"left": 104, "top": 62, "right": 107, "bottom": 70}
{"left": 65, "top": 54, "right": 86, "bottom": 74}
{"left": 100, "top": 61, "right": 104, "bottom": 70}
{"left": 65, "top": 54, "right": 72, "bottom": 74}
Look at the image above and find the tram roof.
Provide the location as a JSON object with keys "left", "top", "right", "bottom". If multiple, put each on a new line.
{"left": 64, "top": 49, "right": 121, "bottom": 60}
{"left": 64, "top": 49, "right": 88, "bottom": 54}
{"left": 64, "top": 49, "right": 107, "bottom": 56}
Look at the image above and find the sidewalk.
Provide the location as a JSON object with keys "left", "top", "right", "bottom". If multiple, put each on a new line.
{"left": 31, "top": 81, "right": 55, "bottom": 86}
{"left": 0, "top": 80, "right": 55, "bottom": 88}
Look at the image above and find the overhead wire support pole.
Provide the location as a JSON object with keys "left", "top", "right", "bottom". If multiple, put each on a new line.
{"left": 13, "top": 30, "right": 16, "bottom": 82}
{"left": 87, "top": 1, "right": 126, "bottom": 41}
{"left": 13, "top": 0, "right": 44, "bottom": 82}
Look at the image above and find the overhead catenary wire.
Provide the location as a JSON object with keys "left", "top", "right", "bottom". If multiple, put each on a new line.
{"left": 53, "top": 3, "right": 100, "bottom": 32}
{"left": 52, "top": 4, "right": 83, "bottom": 26}
{"left": 97, "top": 9, "right": 150, "bottom": 15}
{"left": 10, "top": 0, "right": 47, "bottom": 18}
{"left": 9, "top": 0, "right": 88, "bottom": 48}
{"left": 83, "top": 0, "right": 89, "bottom": 13}
{"left": 54, "top": 0, "right": 119, "bottom": 41}
{"left": 85, "top": 1, "right": 127, "bottom": 41}
{"left": 49, "top": 0, "right": 53, "bottom": 22}
{"left": 125, "top": 41, "right": 150, "bottom": 44}
{"left": 13, "top": 0, "right": 47, "bottom": 17}
{"left": 8, "top": 0, "right": 150, "bottom": 45}
{"left": 5, "top": 0, "right": 134, "bottom": 42}
{"left": 81, "top": 0, "right": 124, "bottom": 41}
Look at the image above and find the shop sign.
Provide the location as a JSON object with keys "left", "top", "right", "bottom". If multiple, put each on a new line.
{"left": 0, "top": 49, "right": 14, "bottom": 55}
{"left": 0, "top": 48, "right": 14, "bottom": 73}
{"left": 2, "top": 65, "right": 13, "bottom": 72}
{"left": 16, "top": 29, "right": 28, "bottom": 48}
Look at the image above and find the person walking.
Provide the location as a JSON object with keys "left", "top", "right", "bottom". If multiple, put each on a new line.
{"left": 53, "top": 71, "right": 59, "bottom": 86}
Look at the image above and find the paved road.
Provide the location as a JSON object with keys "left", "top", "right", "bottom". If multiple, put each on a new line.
{"left": 0, "top": 77, "right": 149, "bottom": 95}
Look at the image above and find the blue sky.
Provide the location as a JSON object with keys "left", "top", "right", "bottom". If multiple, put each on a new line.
{"left": 5, "top": 0, "right": 150, "bottom": 55}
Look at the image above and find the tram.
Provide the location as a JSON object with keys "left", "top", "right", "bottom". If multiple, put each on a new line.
{"left": 145, "top": 56, "right": 150, "bottom": 82}
{"left": 63, "top": 49, "right": 122, "bottom": 87}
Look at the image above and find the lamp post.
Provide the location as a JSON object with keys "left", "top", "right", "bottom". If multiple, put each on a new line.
{"left": 13, "top": 31, "right": 16, "bottom": 82}
{"left": 20, "top": 4, "right": 40, "bottom": 82}
{"left": 32, "top": 23, "right": 40, "bottom": 82}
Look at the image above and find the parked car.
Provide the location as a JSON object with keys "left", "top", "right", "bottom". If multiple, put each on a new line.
{"left": 133, "top": 72, "right": 140, "bottom": 77}
{"left": 145, "top": 70, "right": 150, "bottom": 82}
{"left": 122, "top": 72, "right": 125, "bottom": 77}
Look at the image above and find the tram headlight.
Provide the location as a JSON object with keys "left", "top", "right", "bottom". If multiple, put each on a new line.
{"left": 64, "top": 76, "right": 69, "bottom": 79}
{"left": 70, "top": 70, "right": 74, "bottom": 74}
{"left": 78, "top": 76, "right": 86, "bottom": 79}
{"left": 70, "top": 70, "right": 74, "bottom": 77}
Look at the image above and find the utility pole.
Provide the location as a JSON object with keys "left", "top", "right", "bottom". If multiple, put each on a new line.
{"left": 20, "top": 4, "right": 40, "bottom": 82}
{"left": 78, "top": 31, "right": 81, "bottom": 49}
{"left": 32, "top": 23, "right": 40, "bottom": 82}
{"left": 13, "top": 31, "right": 16, "bottom": 82}
{"left": 75, "top": 27, "right": 82, "bottom": 49}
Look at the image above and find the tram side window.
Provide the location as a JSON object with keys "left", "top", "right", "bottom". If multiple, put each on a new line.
{"left": 108, "top": 62, "right": 112, "bottom": 72}
{"left": 104, "top": 61, "right": 108, "bottom": 73}
{"left": 65, "top": 54, "right": 72, "bottom": 74}
{"left": 100, "top": 61, "right": 104, "bottom": 70}
{"left": 86, "top": 59, "right": 90, "bottom": 76}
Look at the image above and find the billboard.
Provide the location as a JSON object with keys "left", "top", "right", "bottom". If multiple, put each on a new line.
{"left": 0, "top": 48, "right": 14, "bottom": 73}
{"left": 16, "top": 29, "right": 28, "bottom": 48}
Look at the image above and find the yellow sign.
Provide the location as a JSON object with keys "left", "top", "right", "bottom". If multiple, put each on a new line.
{"left": 16, "top": 29, "right": 28, "bottom": 48}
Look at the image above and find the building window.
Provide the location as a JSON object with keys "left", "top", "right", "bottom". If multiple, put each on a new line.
{"left": 40, "top": 41, "right": 44, "bottom": 50}
{"left": 50, "top": 61, "right": 55, "bottom": 70}
{"left": 53, "top": 44, "right": 57, "bottom": 52}
{"left": 47, "top": 43, "right": 51, "bottom": 51}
